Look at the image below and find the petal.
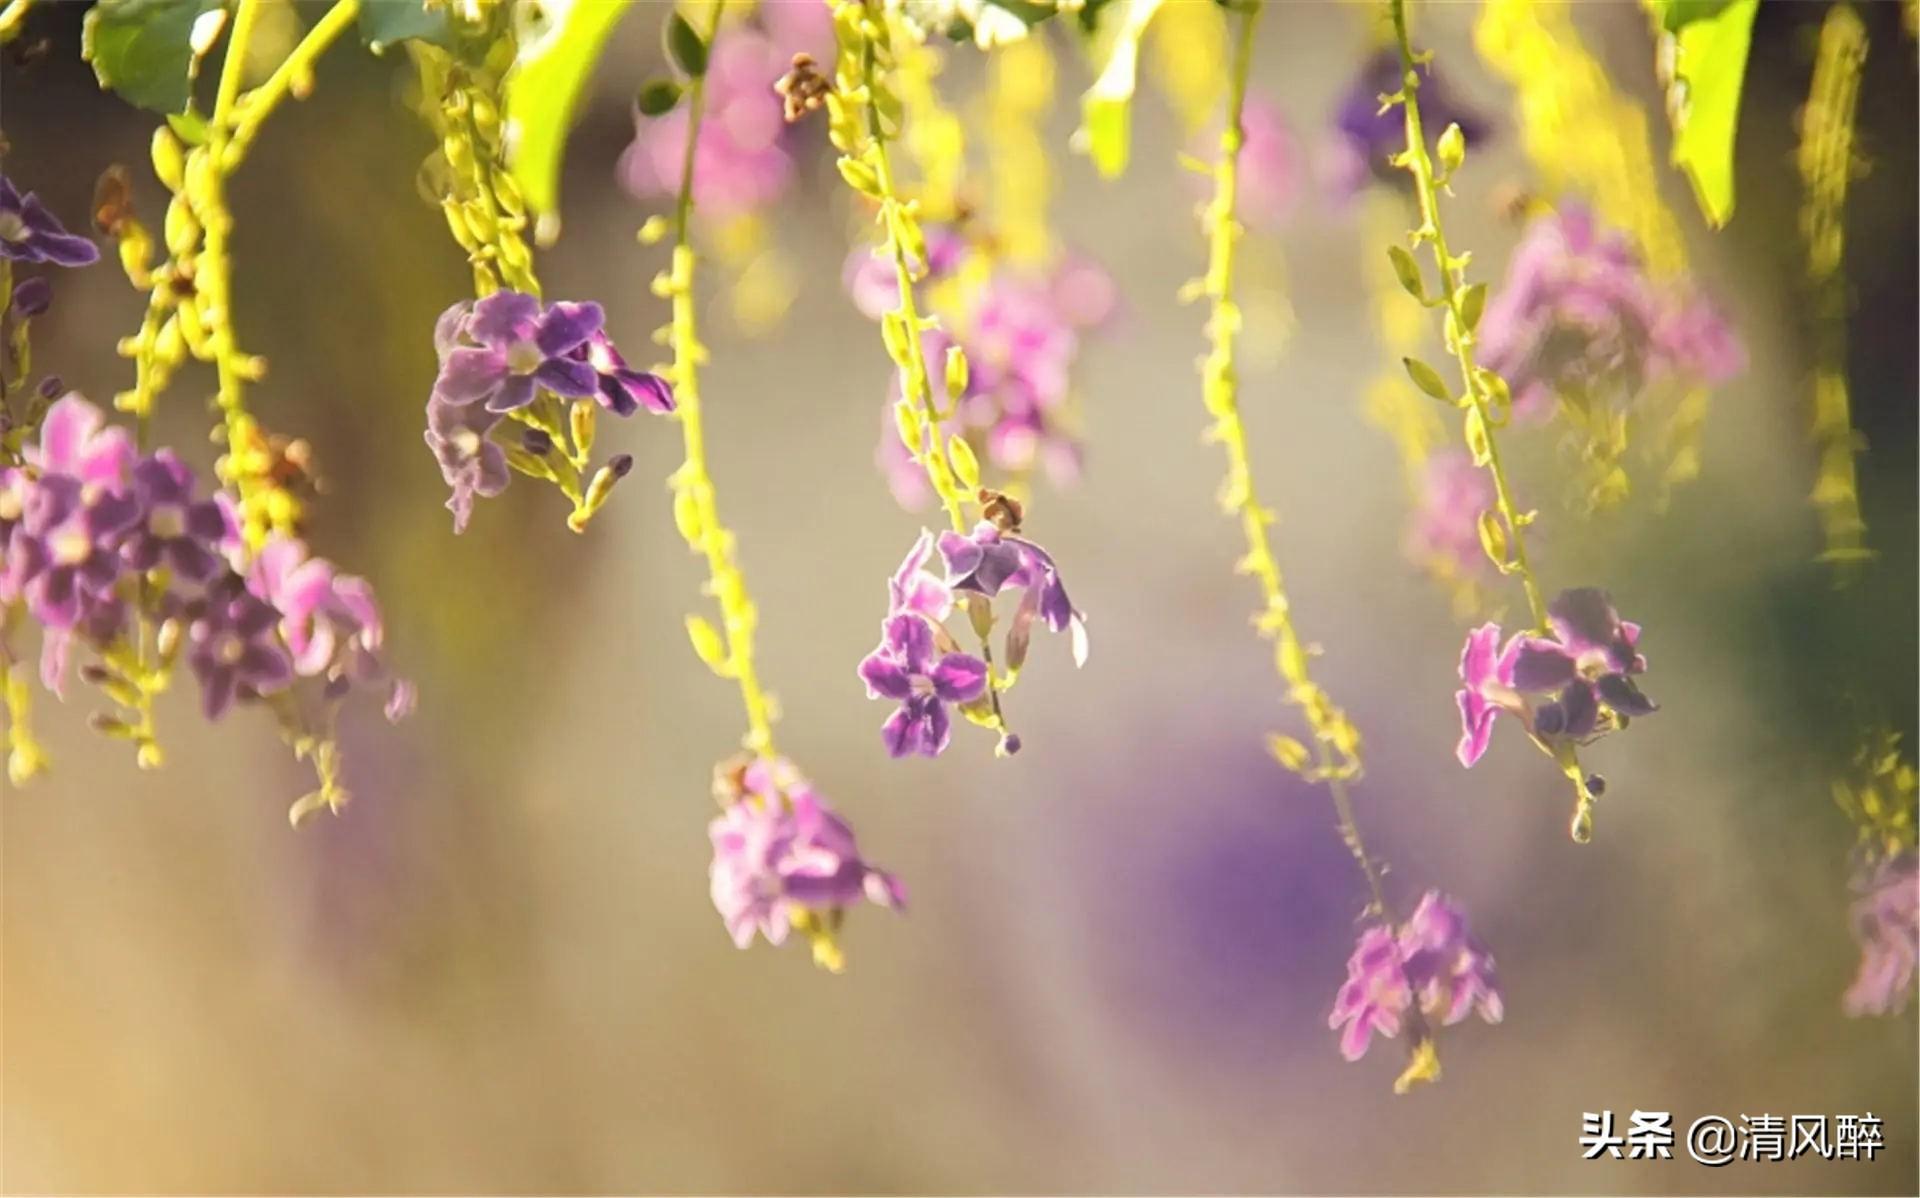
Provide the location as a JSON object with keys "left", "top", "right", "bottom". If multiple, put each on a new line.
{"left": 435, "top": 347, "right": 508, "bottom": 404}
{"left": 857, "top": 651, "right": 913, "bottom": 700}
{"left": 929, "top": 652, "right": 988, "bottom": 702}
{"left": 936, "top": 530, "right": 983, "bottom": 580}
{"left": 918, "top": 695, "right": 951, "bottom": 757}
{"left": 1546, "top": 587, "right": 1620, "bottom": 653}
{"left": 32, "top": 394, "right": 102, "bottom": 474}
{"left": 1455, "top": 688, "right": 1496, "bottom": 767}
{"left": 882, "top": 613, "right": 935, "bottom": 674}
{"left": 880, "top": 704, "right": 920, "bottom": 758}
{"left": 1559, "top": 679, "right": 1599, "bottom": 738}
{"left": 1595, "top": 672, "right": 1657, "bottom": 717}
{"left": 466, "top": 291, "right": 540, "bottom": 346}
{"left": 485, "top": 373, "right": 538, "bottom": 413}
{"left": 1457, "top": 622, "right": 1503, "bottom": 688}
{"left": 534, "top": 301, "right": 605, "bottom": 356}
{"left": 1508, "top": 637, "right": 1577, "bottom": 692}
{"left": 532, "top": 356, "right": 600, "bottom": 399}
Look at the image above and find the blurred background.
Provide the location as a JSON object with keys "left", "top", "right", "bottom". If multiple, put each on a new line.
{"left": 2, "top": 1, "right": 1915, "bottom": 1193}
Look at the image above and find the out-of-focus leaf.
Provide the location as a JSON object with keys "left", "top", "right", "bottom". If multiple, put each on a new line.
{"left": 1651, "top": 0, "right": 1757, "bottom": 227}
{"left": 635, "top": 78, "right": 682, "bottom": 117}
{"left": 1075, "top": 0, "right": 1165, "bottom": 179}
{"left": 664, "top": 11, "right": 706, "bottom": 78}
{"left": 356, "top": 0, "right": 451, "bottom": 53}
{"left": 81, "top": 0, "right": 225, "bottom": 114}
{"left": 503, "top": 0, "right": 633, "bottom": 246}
{"left": 1653, "top": 0, "right": 1735, "bottom": 34}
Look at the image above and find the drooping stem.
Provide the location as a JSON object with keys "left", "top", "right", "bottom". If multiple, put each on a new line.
{"left": 1798, "top": 1, "right": 1871, "bottom": 572}
{"left": 1202, "top": 0, "right": 1383, "bottom": 916}
{"left": 1388, "top": 0, "right": 1595, "bottom": 841}
{"left": 661, "top": 0, "right": 777, "bottom": 757}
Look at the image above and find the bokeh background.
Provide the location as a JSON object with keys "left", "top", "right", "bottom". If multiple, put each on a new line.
{"left": 3, "top": 1, "right": 1916, "bottom": 1193}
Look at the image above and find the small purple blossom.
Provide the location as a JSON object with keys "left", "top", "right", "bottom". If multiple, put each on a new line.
{"left": 1480, "top": 206, "right": 1744, "bottom": 417}
{"left": 185, "top": 576, "right": 295, "bottom": 720}
{"left": 423, "top": 395, "right": 510, "bottom": 534}
{"left": 1844, "top": 852, "right": 1918, "bottom": 1017}
{"left": 844, "top": 225, "right": 968, "bottom": 321}
{"left": 246, "top": 535, "right": 383, "bottom": 681}
{"left": 708, "top": 756, "right": 904, "bottom": 951}
{"left": 124, "top": 451, "right": 227, "bottom": 583}
{"left": 1455, "top": 588, "right": 1655, "bottom": 767}
{"left": 0, "top": 173, "right": 99, "bottom": 267}
{"left": 1326, "top": 50, "right": 1488, "bottom": 200}
{"left": 937, "top": 520, "right": 1088, "bottom": 669}
{"left": 857, "top": 612, "right": 988, "bottom": 758}
{"left": 25, "top": 392, "right": 135, "bottom": 486}
{"left": 5, "top": 473, "right": 140, "bottom": 632}
{"left": 431, "top": 293, "right": 602, "bottom": 414}
{"left": 1197, "top": 92, "right": 1298, "bottom": 230}
{"left": 1407, "top": 450, "right": 1494, "bottom": 579}
{"left": 1329, "top": 890, "right": 1502, "bottom": 1062}
{"left": 573, "top": 328, "right": 675, "bottom": 417}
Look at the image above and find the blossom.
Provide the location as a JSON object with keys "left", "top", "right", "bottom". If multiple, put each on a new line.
{"left": 857, "top": 613, "right": 988, "bottom": 758}
{"left": 1327, "top": 50, "right": 1488, "bottom": 199}
{"left": 124, "top": 451, "right": 227, "bottom": 584}
{"left": 1407, "top": 450, "right": 1494, "bottom": 578}
{"left": 4, "top": 473, "right": 139, "bottom": 631}
{"left": 1480, "top": 206, "right": 1744, "bottom": 416}
{"left": 246, "top": 535, "right": 381, "bottom": 680}
{"left": 431, "top": 293, "right": 601, "bottom": 414}
{"left": 1844, "top": 852, "right": 1918, "bottom": 1017}
{"left": 1455, "top": 588, "right": 1655, "bottom": 767}
{"left": 887, "top": 529, "right": 955, "bottom": 621}
{"left": 1197, "top": 93, "right": 1297, "bottom": 230}
{"left": 423, "top": 395, "right": 510, "bottom": 534}
{"left": 0, "top": 173, "right": 99, "bottom": 267}
{"left": 708, "top": 757, "right": 904, "bottom": 950}
{"left": 844, "top": 225, "right": 968, "bottom": 321}
{"left": 1329, "top": 891, "right": 1502, "bottom": 1062}
{"left": 1328, "top": 924, "right": 1412, "bottom": 1061}
{"left": 25, "top": 392, "right": 135, "bottom": 486}
{"left": 10, "top": 275, "right": 52, "bottom": 318}
{"left": 937, "top": 520, "right": 1088, "bottom": 668}
{"left": 185, "top": 576, "right": 295, "bottom": 720}
{"left": 573, "top": 328, "right": 674, "bottom": 417}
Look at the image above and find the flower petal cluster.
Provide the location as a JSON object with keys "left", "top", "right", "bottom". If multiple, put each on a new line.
{"left": 1456, "top": 587, "right": 1656, "bottom": 767}
{"left": 0, "top": 173, "right": 99, "bottom": 267}
{"left": 1329, "top": 890, "right": 1502, "bottom": 1061}
{"left": 1479, "top": 206, "right": 1744, "bottom": 416}
{"left": 708, "top": 756, "right": 905, "bottom": 952}
{"left": 1844, "top": 851, "right": 1918, "bottom": 1017}
{"left": 1327, "top": 51, "right": 1488, "bottom": 199}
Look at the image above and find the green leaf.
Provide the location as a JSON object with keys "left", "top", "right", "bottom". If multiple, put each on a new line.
{"left": 664, "top": 11, "right": 707, "bottom": 78}
{"left": 504, "top": 0, "right": 635, "bottom": 246}
{"left": 356, "top": 0, "right": 451, "bottom": 53}
{"left": 1386, "top": 245, "right": 1426, "bottom": 302}
{"left": 1075, "top": 0, "right": 1165, "bottom": 179}
{"left": 1403, "top": 357, "right": 1453, "bottom": 403}
{"left": 635, "top": 78, "right": 682, "bottom": 117}
{"left": 81, "top": 0, "right": 225, "bottom": 115}
{"left": 1654, "top": 0, "right": 1758, "bottom": 228}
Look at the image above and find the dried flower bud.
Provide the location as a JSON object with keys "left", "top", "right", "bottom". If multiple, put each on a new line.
{"left": 774, "top": 53, "right": 832, "bottom": 124}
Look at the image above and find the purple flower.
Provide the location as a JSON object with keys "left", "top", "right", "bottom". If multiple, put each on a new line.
{"left": 1328, "top": 924, "right": 1412, "bottom": 1061}
{"left": 708, "top": 757, "right": 904, "bottom": 950}
{"left": 844, "top": 226, "right": 968, "bottom": 320}
{"left": 1397, "top": 890, "right": 1504, "bottom": 1027}
{"left": 938, "top": 520, "right": 1088, "bottom": 668}
{"left": 124, "top": 451, "right": 227, "bottom": 584}
{"left": 1455, "top": 588, "right": 1655, "bottom": 767}
{"left": 1326, "top": 50, "right": 1488, "bottom": 200}
{"left": 185, "top": 576, "right": 294, "bottom": 720}
{"left": 431, "top": 293, "right": 601, "bottom": 414}
{"left": 5, "top": 473, "right": 139, "bottom": 631}
{"left": 25, "top": 393, "right": 136, "bottom": 487}
{"left": 0, "top": 173, "right": 99, "bottom": 267}
{"left": 857, "top": 612, "right": 988, "bottom": 758}
{"left": 1196, "top": 92, "right": 1297, "bottom": 230}
{"left": 1480, "top": 206, "right": 1744, "bottom": 417}
{"left": 887, "top": 528, "right": 955, "bottom": 621}
{"left": 1407, "top": 450, "right": 1494, "bottom": 578}
{"left": 246, "top": 535, "right": 382, "bottom": 680}
{"left": 1329, "top": 891, "right": 1503, "bottom": 1062}
{"left": 1844, "top": 852, "right": 1917, "bottom": 1017}
{"left": 10, "top": 275, "right": 52, "bottom": 318}
{"left": 423, "top": 395, "right": 510, "bottom": 534}
{"left": 573, "top": 329, "right": 674, "bottom": 417}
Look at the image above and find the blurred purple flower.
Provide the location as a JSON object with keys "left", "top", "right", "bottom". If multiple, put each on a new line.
{"left": 4, "top": 473, "right": 139, "bottom": 632}
{"left": 1480, "top": 206, "right": 1744, "bottom": 417}
{"left": 25, "top": 392, "right": 135, "bottom": 486}
{"left": 10, "top": 275, "right": 52, "bottom": 318}
{"left": 423, "top": 395, "right": 509, "bottom": 534}
{"left": 124, "top": 450, "right": 227, "bottom": 584}
{"left": 247, "top": 535, "right": 380, "bottom": 680}
{"left": 186, "top": 576, "right": 294, "bottom": 720}
{"left": 0, "top": 173, "right": 99, "bottom": 267}
{"left": 844, "top": 226, "right": 968, "bottom": 321}
{"left": 1326, "top": 50, "right": 1488, "bottom": 200}
{"left": 708, "top": 757, "right": 904, "bottom": 950}
{"left": 1329, "top": 925, "right": 1412, "bottom": 1061}
{"left": 1844, "top": 852, "right": 1917, "bottom": 1017}
{"left": 1407, "top": 450, "right": 1493, "bottom": 578}
{"left": 574, "top": 329, "right": 674, "bottom": 417}
{"left": 1330, "top": 891, "right": 1502, "bottom": 1062}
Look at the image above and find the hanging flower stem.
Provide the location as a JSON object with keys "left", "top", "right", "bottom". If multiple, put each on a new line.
{"left": 656, "top": 0, "right": 777, "bottom": 758}
{"left": 1198, "top": 0, "right": 1384, "bottom": 916}
{"left": 1387, "top": 0, "right": 1597, "bottom": 841}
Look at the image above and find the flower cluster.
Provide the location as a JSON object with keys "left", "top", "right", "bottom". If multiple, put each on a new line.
{"left": 1844, "top": 851, "right": 1918, "bottom": 1017}
{"left": 1407, "top": 449, "right": 1497, "bottom": 583}
{"left": 1330, "top": 891, "right": 1503, "bottom": 1065}
{"left": 1455, "top": 587, "right": 1655, "bottom": 769}
{"left": 708, "top": 754, "right": 904, "bottom": 970}
{"left": 1327, "top": 49, "right": 1488, "bottom": 200}
{"left": 4, "top": 396, "right": 408, "bottom": 795}
{"left": 850, "top": 229, "right": 1116, "bottom": 508}
{"left": 425, "top": 292, "right": 671, "bottom": 532}
{"left": 620, "top": 4, "right": 833, "bottom": 220}
{"left": 858, "top": 500, "right": 1086, "bottom": 758}
{"left": 1479, "top": 206, "right": 1744, "bottom": 418}
{"left": 1197, "top": 92, "right": 1298, "bottom": 231}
